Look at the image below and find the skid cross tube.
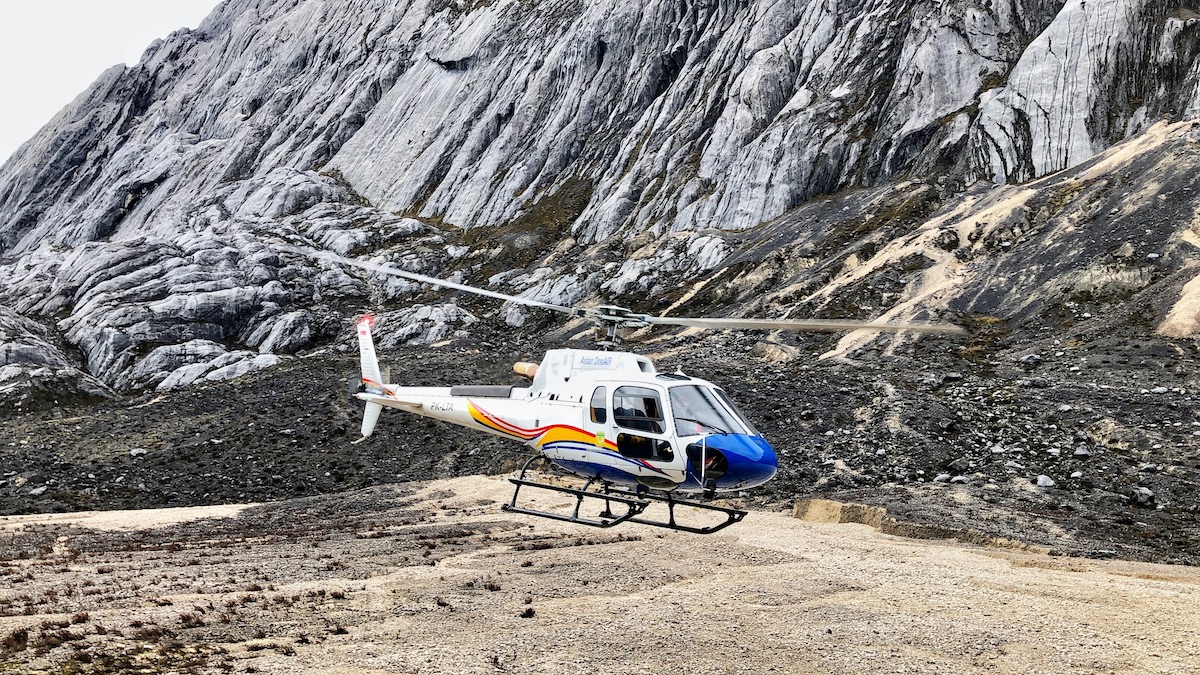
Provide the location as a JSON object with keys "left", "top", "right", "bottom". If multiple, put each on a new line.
{"left": 501, "top": 455, "right": 748, "bottom": 534}
{"left": 502, "top": 455, "right": 649, "bottom": 528}
{"left": 502, "top": 478, "right": 649, "bottom": 528}
{"left": 604, "top": 485, "right": 747, "bottom": 534}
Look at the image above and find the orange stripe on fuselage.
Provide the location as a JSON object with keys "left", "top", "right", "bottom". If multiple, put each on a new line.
{"left": 467, "top": 401, "right": 618, "bottom": 450}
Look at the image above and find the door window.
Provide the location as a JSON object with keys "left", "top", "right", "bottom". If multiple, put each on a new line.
{"left": 612, "top": 386, "right": 664, "bottom": 433}
{"left": 590, "top": 387, "right": 607, "bottom": 424}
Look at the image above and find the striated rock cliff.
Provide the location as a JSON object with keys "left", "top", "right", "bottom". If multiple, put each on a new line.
{"left": 0, "top": 0, "right": 1199, "bottom": 401}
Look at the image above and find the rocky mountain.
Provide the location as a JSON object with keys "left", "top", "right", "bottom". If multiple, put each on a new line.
{"left": 1, "top": 0, "right": 1199, "bottom": 555}
{"left": 1, "top": 0, "right": 1198, "bottom": 400}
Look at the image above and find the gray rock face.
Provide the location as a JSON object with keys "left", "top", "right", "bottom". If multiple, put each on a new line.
{"left": 0, "top": 0, "right": 415, "bottom": 252}
{"left": 0, "top": 165, "right": 459, "bottom": 390}
{"left": 0, "top": 307, "right": 114, "bottom": 408}
{"left": 0, "top": 0, "right": 1197, "bottom": 396}
{"left": 970, "top": 1, "right": 1200, "bottom": 183}
{"left": 371, "top": 304, "right": 478, "bottom": 347}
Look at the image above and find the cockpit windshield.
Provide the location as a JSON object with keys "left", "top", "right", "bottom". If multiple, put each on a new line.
{"left": 668, "top": 385, "right": 756, "bottom": 437}
{"left": 712, "top": 387, "right": 758, "bottom": 436}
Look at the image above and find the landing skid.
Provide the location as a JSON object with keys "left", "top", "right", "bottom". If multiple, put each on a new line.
{"left": 501, "top": 456, "right": 747, "bottom": 534}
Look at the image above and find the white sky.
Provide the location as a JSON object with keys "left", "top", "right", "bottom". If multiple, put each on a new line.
{"left": 0, "top": 1, "right": 221, "bottom": 165}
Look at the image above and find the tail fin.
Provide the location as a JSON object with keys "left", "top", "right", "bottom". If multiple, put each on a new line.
{"left": 356, "top": 316, "right": 385, "bottom": 441}
{"left": 357, "top": 316, "right": 384, "bottom": 394}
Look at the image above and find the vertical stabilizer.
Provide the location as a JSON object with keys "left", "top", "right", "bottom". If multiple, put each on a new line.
{"left": 357, "top": 316, "right": 384, "bottom": 394}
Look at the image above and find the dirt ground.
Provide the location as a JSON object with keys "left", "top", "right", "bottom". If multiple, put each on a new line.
{"left": 1, "top": 475, "right": 1197, "bottom": 674}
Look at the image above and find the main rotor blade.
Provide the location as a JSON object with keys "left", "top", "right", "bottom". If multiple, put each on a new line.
{"left": 642, "top": 316, "right": 967, "bottom": 335}
{"left": 310, "top": 251, "right": 581, "bottom": 316}
{"left": 303, "top": 250, "right": 964, "bottom": 336}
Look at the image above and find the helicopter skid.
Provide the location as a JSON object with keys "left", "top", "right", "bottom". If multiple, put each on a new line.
{"left": 502, "top": 477, "right": 649, "bottom": 529}
{"left": 606, "top": 485, "right": 747, "bottom": 535}
{"left": 501, "top": 456, "right": 746, "bottom": 534}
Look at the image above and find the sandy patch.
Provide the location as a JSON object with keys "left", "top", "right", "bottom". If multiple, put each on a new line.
{"left": 0, "top": 503, "right": 256, "bottom": 532}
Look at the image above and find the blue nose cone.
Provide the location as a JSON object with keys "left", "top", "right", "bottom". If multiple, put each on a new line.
{"left": 705, "top": 434, "right": 778, "bottom": 489}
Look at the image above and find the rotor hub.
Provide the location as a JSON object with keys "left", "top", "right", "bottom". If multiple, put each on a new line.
{"left": 586, "top": 306, "right": 650, "bottom": 348}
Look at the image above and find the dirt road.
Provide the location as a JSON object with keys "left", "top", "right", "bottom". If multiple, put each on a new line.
{"left": 1, "top": 476, "right": 1197, "bottom": 673}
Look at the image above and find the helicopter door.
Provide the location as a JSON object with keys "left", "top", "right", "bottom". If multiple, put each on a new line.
{"left": 611, "top": 386, "right": 674, "bottom": 462}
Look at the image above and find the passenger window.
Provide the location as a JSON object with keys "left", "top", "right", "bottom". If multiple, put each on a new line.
{"left": 613, "top": 386, "right": 664, "bottom": 434}
{"left": 618, "top": 434, "right": 674, "bottom": 461}
{"left": 590, "top": 387, "right": 607, "bottom": 424}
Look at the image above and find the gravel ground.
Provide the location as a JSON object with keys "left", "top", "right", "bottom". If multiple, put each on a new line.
{"left": 1, "top": 476, "right": 1198, "bottom": 674}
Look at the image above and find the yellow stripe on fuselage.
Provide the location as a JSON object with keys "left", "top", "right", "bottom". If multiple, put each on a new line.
{"left": 467, "top": 401, "right": 617, "bottom": 450}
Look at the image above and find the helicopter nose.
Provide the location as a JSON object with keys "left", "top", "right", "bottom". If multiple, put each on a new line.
{"left": 703, "top": 434, "right": 778, "bottom": 489}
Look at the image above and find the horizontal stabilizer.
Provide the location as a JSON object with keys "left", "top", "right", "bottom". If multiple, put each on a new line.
{"left": 357, "top": 391, "right": 423, "bottom": 410}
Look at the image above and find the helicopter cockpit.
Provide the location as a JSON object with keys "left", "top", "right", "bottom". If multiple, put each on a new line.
{"left": 598, "top": 378, "right": 761, "bottom": 465}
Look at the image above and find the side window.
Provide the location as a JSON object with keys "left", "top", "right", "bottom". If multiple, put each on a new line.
{"left": 590, "top": 387, "right": 607, "bottom": 424}
{"left": 613, "top": 386, "right": 664, "bottom": 434}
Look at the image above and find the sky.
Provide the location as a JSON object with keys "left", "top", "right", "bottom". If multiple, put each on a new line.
{"left": 0, "top": 1, "right": 221, "bottom": 165}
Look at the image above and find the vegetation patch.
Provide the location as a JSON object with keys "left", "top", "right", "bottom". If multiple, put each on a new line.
{"left": 1045, "top": 180, "right": 1086, "bottom": 216}
{"left": 953, "top": 314, "right": 1011, "bottom": 365}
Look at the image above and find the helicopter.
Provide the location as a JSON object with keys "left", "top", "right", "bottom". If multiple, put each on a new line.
{"left": 314, "top": 251, "right": 965, "bottom": 534}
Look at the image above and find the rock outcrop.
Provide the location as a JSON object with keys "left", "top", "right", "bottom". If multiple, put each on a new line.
{"left": 0, "top": 307, "right": 113, "bottom": 408}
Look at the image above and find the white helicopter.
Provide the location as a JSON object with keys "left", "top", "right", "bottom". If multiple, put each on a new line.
{"left": 315, "top": 252, "right": 965, "bottom": 534}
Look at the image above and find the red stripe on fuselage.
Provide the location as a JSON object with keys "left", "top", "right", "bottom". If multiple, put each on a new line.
{"left": 471, "top": 404, "right": 547, "bottom": 439}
